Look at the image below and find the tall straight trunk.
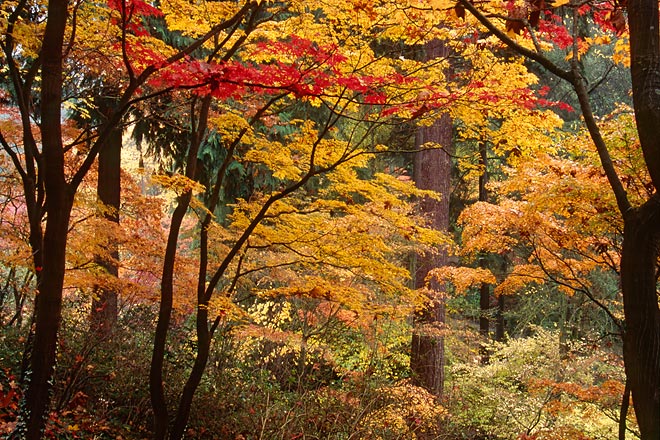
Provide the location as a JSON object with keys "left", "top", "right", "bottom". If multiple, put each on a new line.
{"left": 410, "top": 110, "right": 451, "bottom": 396}
{"left": 410, "top": 37, "right": 452, "bottom": 394}
{"left": 91, "top": 96, "right": 121, "bottom": 337}
{"left": 17, "top": 1, "right": 70, "bottom": 438}
{"left": 478, "top": 142, "right": 490, "bottom": 362}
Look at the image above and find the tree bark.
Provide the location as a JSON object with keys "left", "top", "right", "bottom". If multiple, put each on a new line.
{"left": 91, "top": 95, "right": 121, "bottom": 337}
{"left": 620, "top": 197, "right": 660, "bottom": 438}
{"left": 623, "top": 0, "right": 660, "bottom": 436}
{"left": 149, "top": 96, "right": 209, "bottom": 440}
{"left": 18, "top": 1, "right": 70, "bottom": 438}
{"left": 410, "top": 110, "right": 451, "bottom": 396}
{"left": 478, "top": 142, "right": 490, "bottom": 362}
{"left": 150, "top": 191, "right": 192, "bottom": 440}
{"left": 410, "top": 36, "right": 453, "bottom": 393}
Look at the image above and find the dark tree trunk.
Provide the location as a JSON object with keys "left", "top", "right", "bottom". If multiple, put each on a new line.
{"left": 91, "top": 96, "right": 121, "bottom": 337}
{"left": 170, "top": 307, "right": 216, "bottom": 440}
{"left": 150, "top": 192, "right": 192, "bottom": 440}
{"left": 150, "top": 96, "right": 209, "bottom": 440}
{"left": 478, "top": 142, "right": 490, "bottom": 362}
{"left": 495, "top": 294, "right": 505, "bottom": 342}
{"left": 620, "top": 198, "right": 660, "bottom": 438}
{"left": 623, "top": 0, "right": 660, "bottom": 436}
{"left": 18, "top": 1, "right": 70, "bottom": 438}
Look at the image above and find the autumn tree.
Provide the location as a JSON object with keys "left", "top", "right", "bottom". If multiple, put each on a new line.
{"left": 0, "top": 0, "right": 266, "bottom": 436}
{"left": 137, "top": 1, "right": 465, "bottom": 435}
{"left": 453, "top": 0, "right": 660, "bottom": 436}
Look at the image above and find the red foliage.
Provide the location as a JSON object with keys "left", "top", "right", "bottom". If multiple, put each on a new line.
{"left": 107, "top": 0, "right": 163, "bottom": 18}
{"left": 538, "top": 14, "right": 574, "bottom": 49}
{"left": 107, "top": 0, "right": 163, "bottom": 37}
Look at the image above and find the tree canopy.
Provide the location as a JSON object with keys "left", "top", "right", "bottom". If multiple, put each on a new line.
{"left": 0, "top": 0, "right": 654, "bottom": 438}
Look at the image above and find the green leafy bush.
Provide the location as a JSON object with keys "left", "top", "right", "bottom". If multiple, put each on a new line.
{"left": 447, "top": 328, "right": 633, "bottom": 439}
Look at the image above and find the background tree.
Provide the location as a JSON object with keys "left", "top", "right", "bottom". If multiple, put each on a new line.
{"left": 410, "top": 38, "right": 453, "bottom": 397}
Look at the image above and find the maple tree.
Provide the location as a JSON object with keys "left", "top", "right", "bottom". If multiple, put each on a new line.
{"left": 132, "top": 3, "right": 578, "bottom": 435}
{"left": 115, "top": 1, "right": 559, "bottom": 436}
{"left": 0, "top": 0, "right": 269, "bottom": 436}
{"left": 442, "top": 108, "right": 643, "bottom": 345}
{"left": 448, "top": 0, "right": 660, "bottom": 435}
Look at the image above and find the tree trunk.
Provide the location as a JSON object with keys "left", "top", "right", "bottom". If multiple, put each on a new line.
{"left": 621, "top": 198, "right": 660, "bottom": 439}
{"left": 17, "top": 1, "right": 70, "bottom": 438}
{"left": 91, "top": 95, "right": 121, "bottom": 337}
{"left": 150, "top": 96, "right": 209, "bottom": 440}
{"left": 624, "top": 0, "right": 660, "bottom": 436}
{"left": 478, "top": 142, "right": 490, "bottom": 362}
{"left": 495, "top": 294, "right": 505, "bottom": 341}
{"left": 169, "top": 309, "right": 216, "bottom": 440}
{"left": 410, "top": 37, "right": 453, "bottom": 394}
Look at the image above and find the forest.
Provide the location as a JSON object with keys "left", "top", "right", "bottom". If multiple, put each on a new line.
{"left": 1, "top": 0, "right": 659, "bottom": 439}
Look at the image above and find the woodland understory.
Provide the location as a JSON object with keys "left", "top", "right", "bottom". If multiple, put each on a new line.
{"left": 1, "top": 0, "right": 659, "bottom": 439}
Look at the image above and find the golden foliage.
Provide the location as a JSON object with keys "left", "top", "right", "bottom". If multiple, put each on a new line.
{"left": 427, "top": 266, "right": 496, "bottom": 294}
{"left": 455, "top": 108, "right": 644, "bottom": 301}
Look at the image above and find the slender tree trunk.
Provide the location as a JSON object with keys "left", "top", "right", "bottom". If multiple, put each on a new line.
{"left": 169, "top": 309, "right": 216, "bottom": 440}
{"left": 478, "top": 142, "right": 490, "bottom": 362}
{"left": 150, "top": 192, "right": 191, "bottom": 440}
{"left": 168, "top": 96, "right": 212, "bottom": 440}
{"left": 17, "top": 1, "right": 70, "bottom": 438}
{"left": 410, "top": 37, "right": 452, "bottom": 394}
{"left": 495, "top": 294, "right": 505, "bottom": 341}
{"left": 150, "top": 96, "right": 209, "bottom": 440}
{"left": 91, "top": 95, "right": 121, "bottom": 337}
{"left": 619, "top": 377, "right": 631, "bottom": 440}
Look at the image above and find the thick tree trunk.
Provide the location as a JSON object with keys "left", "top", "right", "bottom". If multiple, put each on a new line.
{"left": 621, "top": 198, "right": 660, "bottom": 439}
{"left": 410, "top": 107, "right": 452, "bottom": 396}
{"left": 91, "top": 97, "right": 121, "bottom": 337}
{"left": 18, "top": 1, "right": 70, "bottom": 438}
{"left": 624, "top": 0, "right": 660, "bottom": 436}
{"left": 410, "top": 37, "right": 453, "bottom": 396}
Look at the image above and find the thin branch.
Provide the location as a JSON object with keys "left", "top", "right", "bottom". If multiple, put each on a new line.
{"left": 457, "top": 0, "right": 574, "bottom": 82}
